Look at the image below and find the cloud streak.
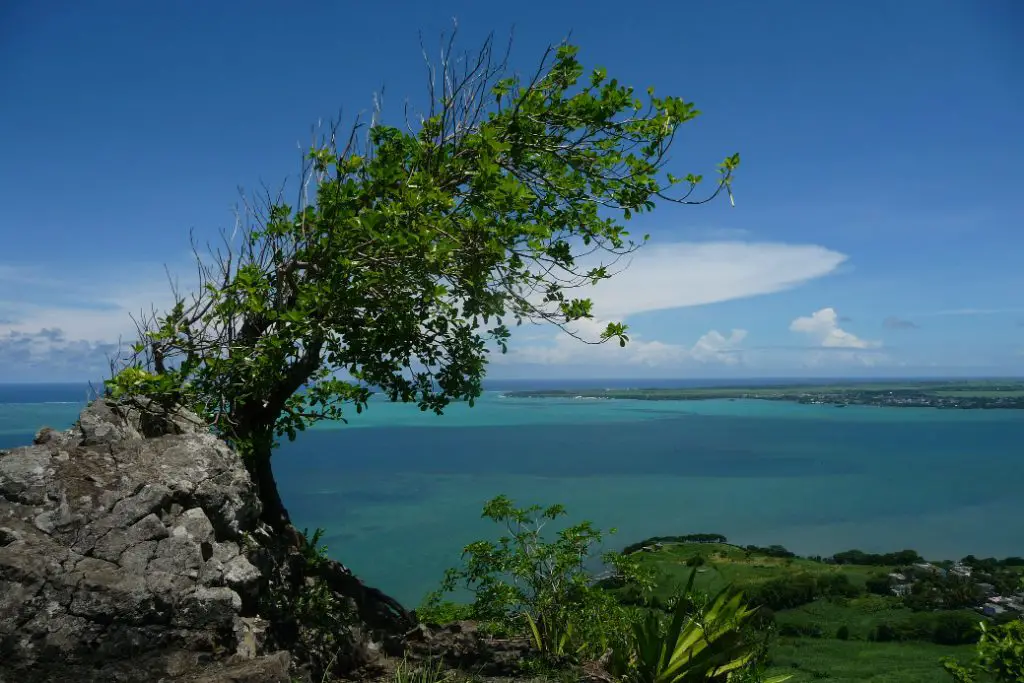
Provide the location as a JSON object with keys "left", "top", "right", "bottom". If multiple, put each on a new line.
{"left": 883, "top": 316, "right": 919, "bottom": 330}
{"left": 567, "top": 241, "right": 847, "bottom": 319}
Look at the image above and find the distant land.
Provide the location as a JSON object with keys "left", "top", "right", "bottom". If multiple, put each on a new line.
{"left": 503, "top": 379, "right": 1024, "bottom": 409}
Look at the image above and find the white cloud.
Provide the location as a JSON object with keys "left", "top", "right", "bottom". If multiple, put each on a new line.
{"left": 0, "top": 261, "right": 193, "bottom": 380}
{"left": 556, "top": 241, "right": 847, "bottom": 319}
{"left": 498, "top": 317, "right": 748, "bottom": 368}
{"left": 689, "top": 329, "right": 748, "bottom": 365}
{"left": 0, "top": 262, "right": 186, "bottom": 344}
{"left": 789, "top": 308, "right": 878, "bottom": 349}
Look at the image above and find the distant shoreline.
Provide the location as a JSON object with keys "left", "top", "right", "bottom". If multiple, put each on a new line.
{"left": 502, "top": 379, "right": 1024, "bottom": 409}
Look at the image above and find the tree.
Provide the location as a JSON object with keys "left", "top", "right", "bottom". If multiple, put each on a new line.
{"left": 106, "top": 33, "right": 738, "bottom": 533}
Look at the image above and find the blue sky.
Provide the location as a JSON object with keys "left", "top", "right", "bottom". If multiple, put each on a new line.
{"left": 1, "top": 0, "right": 1021, "bottom": 382}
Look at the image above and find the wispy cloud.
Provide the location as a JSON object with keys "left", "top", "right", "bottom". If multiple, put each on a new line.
{"left": 883, "top": 316, "right": 919, "bottom": 330}
{"left": 565, "top": 241, "right": 847, "bottom": 319}
{"left": 923, "top": 308, "right": 1024, "bottom": 317}
{"left": 0, "top": 260, "right": 193, "bottom": 380}
{"left": 790, "top": 307, "right": 879, "bottom": 349}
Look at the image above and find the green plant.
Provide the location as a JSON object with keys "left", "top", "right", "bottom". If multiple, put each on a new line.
{"left": 392, "top": 656, "right": 452, "bottom": 683}
{"left": 428, "top": 495, "right": 649, "bottom": 661}
{"left": 610, "top": 569, "right": 790, "bottom": 683}
{"left": 106, "top": 34, "right": 737, "bottom": 535}
{"left": 942, "top": 619, "right": 1024, "bottom": 682}
{"left": 413, "top": 599, "right": 475, "bottom": 626}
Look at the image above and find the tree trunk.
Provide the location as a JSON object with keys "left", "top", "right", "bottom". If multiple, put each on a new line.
{"left": 244, "top": 430, "right": 416, "bottom": 635}
{"left": 250, "top": 450, "right": 292, "bottom": 532}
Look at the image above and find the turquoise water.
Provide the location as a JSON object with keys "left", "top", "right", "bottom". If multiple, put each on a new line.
{"left": 2, "top": 383, "right": 1022, "bottom": 606}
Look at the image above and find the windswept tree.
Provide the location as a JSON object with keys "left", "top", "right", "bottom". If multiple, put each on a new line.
{"left": 107, "top": 35, "right": 739, "bottom": 532}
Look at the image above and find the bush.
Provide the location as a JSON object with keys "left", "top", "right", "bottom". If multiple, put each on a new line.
{"left": 932, "top": 612, "right": 982, "bottom": 646}
{"left": 427, "top": 496, "right": 650, "bottom": 661}
{"left": 818, "top": 573, "right": 862, "bottom": 598}
{"left": 866, "top": 574, "right": 893, "bottom": 596}
{"left": 871, "top": 612, "right": 981, "bottom": 646}
{"left": 748, "top": 573, "right": 818, "bottom": 611}
{"left": 778, "top": 621, "right": 824, "bottom": 638}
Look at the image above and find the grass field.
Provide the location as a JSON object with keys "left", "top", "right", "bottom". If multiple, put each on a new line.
{"left": 765, "top": 638, "right": 972, "bottom": 682}
{"left": 625, "top": 542, "right": 985, "bottom": 682}
{"left": 635, "top": 543, "right": 884, "bottom": 599}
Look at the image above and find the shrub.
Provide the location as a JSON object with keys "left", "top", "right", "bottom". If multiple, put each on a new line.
{"left": 865, "top": 574, "right": 893, "bottom": 596}
{"left": 748, "top": 574, "right": 818, "bottom": 611}
{"left": 609, "top": 569, "right": 791, "bottom": 683}
{"left": 427, "top": 496, "right": 650, "bottom": 661}
{"left": 932, "top": 612, "right": 982, "bottom": 646}
{"left": 687, "top": 554, "right": 707, "bottom": 568}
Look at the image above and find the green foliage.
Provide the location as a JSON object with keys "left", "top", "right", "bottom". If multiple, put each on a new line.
{"left": 942, "top": 620, "right": 1024, "bottom": 683}
{"left": 622, "top": 534, "right": 729, "bottom": 555}
{"left": 392, "top": 657, "right": 452, "bottom": 683}
{"left": 609, "top": 568, "right": 790, "bottom": 683}
{"left": 106, "top": 37, "right": 737, "bottom": 524}
{"left": 871, "top": 611, "right": 980, "bottom": 646}
{"left": 413, "top": 599, "right": 474, "bottom": 626}
{"left": 299, "top": 527, "right": 330, "bottom": 570}
{"left": 830, "top": 549, "right": 922, "bottom": 566}
{"left": 428, "top": 495, "right": 649, "bottom": 661}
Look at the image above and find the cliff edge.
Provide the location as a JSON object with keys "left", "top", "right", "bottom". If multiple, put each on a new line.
{"left": 0, "top": 398, "right": 414, "bottom": 682}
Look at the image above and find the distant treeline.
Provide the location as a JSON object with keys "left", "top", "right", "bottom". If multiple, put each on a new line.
{"left": 961, "top": 555, "right": 1024, "bottom": 569}
{"left": 621, "top": 534, "right": 727, "bottom": 555}
{"left": 743, "top": 544, "right": 796, "bottom": 558}
{"left": 830, "top": 549, "right": 923, "bottom": 566}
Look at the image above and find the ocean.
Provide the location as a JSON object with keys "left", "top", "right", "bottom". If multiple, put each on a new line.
{"left": 2, "top": 380, "right": 1022, "bottom": 607}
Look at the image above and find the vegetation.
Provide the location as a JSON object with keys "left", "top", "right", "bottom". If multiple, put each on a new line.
{"left": 103, "top": 34, "right": 738, "bottom": 532}
{"left": 943, "top": 620, "right": 1024, "bottom": 682}
{"left": 427, "top": 497, "right": 786, "bottom": 681}
{"left": 831, "top": 549, "right": 923, "bottom": 566}
{"left": 421, "top": 527, "right": 1020, "bottom": 681}
{"left": 424, "top": 495, "right": 649, "bottom": 659}
{"left": 623, "top": 535, "right": 729, "bottom": 555}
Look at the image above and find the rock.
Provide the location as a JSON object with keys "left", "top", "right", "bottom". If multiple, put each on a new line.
{"left": 0, "top": 397, "right": 419, "bottom": 683}
{"left": 396, "top": 621, "right": 533, "bottom": 676}
{"left": 0, "top": 399, "right": 267, "bottom": 682}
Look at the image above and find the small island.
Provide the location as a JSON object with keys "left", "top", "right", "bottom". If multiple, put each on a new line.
{"left": 503, "top": 379, "right": 1024, "bottom": 409}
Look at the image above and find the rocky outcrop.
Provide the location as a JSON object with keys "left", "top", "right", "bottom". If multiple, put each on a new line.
{"left": 0, "top": 397, "right": 411, "bottom": 683}
{"left": 391, "top": 621, "right": 533, "bottom": 676}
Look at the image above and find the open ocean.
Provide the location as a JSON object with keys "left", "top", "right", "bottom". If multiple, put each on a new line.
{"left": 2, "top": 380, "right": 1022, "bottom": 607}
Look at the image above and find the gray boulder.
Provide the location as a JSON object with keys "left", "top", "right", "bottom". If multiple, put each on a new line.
{"left": 0, "top": 398, "right": 289, "bottom": 682}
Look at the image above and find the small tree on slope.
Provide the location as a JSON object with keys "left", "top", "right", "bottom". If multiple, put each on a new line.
{"left": 106, "top": 35, "right": 738, "bottom": 535}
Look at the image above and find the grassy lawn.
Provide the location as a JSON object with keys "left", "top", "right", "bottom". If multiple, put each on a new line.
{"left": 775, "top": 596, "right": 910, "bottom": 639}
{"left": 636, "top": 543, "right": 885, "bottom": 600}
{"left": 765, "top": 638, "right": 973, "bottom": 682}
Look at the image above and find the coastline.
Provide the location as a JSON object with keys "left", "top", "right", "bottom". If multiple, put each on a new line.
{"left": 502, "top": 379, "right": 1024, "bottom": 409}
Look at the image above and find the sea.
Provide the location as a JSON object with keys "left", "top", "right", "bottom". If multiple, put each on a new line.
{"left": 2, "top": 379, "right": 1022, "bottom": 607}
